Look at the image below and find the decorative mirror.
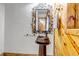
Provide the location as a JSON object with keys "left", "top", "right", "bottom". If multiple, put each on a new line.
{"left": 32, "top": 3, "right": 53, "bottom": 33}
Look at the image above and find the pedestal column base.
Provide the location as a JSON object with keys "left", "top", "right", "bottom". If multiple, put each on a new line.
{"left": 36, "top": 36, "right": 50, "bottom": 56}
{"left": 39, "top": 45, "right": 46, "bottom": 56}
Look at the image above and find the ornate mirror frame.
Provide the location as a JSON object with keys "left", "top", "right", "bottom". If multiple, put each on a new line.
{"left": 32, "top": 3, "right": 53, "bottom": 33}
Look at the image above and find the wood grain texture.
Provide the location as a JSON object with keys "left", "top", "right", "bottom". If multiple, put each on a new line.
{"left": 55, "top": 12, "right": 79, "bottom": 55}
{"left": 0, "top": 53, "right": 3, "bottom": 56}
{"left": 3, "top": 52, "right": 38, "bottom": 56}
{"left": 67, "top": 3, "right": 76, "bottom": 28}
{"left": 3, "top": 52, "right": 52, "bottom": 56}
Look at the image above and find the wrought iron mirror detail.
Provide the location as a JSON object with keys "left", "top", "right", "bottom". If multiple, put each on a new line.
{"left": 32, "top": 3, "right": 53, "bottom": 33}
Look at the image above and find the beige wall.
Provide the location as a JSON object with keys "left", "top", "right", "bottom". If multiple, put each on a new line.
{"left": 4, "top": 3, "right": 54, "bottom": 55}
{"left": 0, "top": 4, "right": 5, "bottom": 54}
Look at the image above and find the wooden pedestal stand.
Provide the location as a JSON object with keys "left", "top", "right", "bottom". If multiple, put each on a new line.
{"left": 36, "top": 34, "right": 50, "bottom": 56}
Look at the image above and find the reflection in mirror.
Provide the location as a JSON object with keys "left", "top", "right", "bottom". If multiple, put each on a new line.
{"left": 39, "top": 18, "right": 46, "bottom": 32}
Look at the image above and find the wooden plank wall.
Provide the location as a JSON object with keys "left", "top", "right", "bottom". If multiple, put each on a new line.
{"left": 55, "top": 3, "right": 79, "bottom": 56}
{"left": 67, "top": 3, "right": 79, "bottom": 28}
